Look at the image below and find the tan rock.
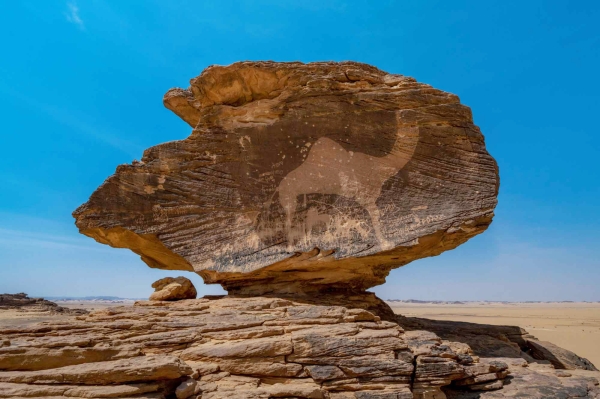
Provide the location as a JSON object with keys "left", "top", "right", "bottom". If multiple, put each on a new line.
{"left": 0, "top": 356, "right": 191, "bottom": 385}
{"left": 0, "top": 382, "right": 163, "bottom": 398}
{"left": 181, "top": 336, "right": 293, "bottom": 359}
{"left": 0, "top": 347, "right": 141, "bottom": 371}
{"left": 1, "top": 295, "right": 598, "bottom": 398}
{"left": 526, "top": 339, "right": 598, "bottom": 371}
{"left": 149, "top": 277, "right": 197, "bottom": 301}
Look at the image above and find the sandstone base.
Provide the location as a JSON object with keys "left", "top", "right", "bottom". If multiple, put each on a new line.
{"left": 1, "top": 296, "right": 598, "bottom": 398}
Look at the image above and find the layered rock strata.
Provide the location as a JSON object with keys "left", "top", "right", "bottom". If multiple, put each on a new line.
{"left": 398, "top": 315, "right": 598, "bottom": 371}
{"left": 73, "top": 61, "right": 499, "bottom": 295}
{"left": 1, "top": 297, "right": 598, "bottom": 398}
{"left": 0, "top": 297, "right": 507, "bottom": 399}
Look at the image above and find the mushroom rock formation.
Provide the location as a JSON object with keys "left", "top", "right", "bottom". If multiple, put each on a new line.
{"left": 73, "top": 61, "right": 499, "bottom": 295}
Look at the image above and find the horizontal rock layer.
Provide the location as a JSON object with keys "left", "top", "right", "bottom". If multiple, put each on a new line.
{"left": 0, "top": 293, "right": 86, "bottom": 315}
{"left": 1, "top": 296, "right": 598, "bottom": 398}
{"left": 73, "top": 61, "right": 499, "bottom": 294}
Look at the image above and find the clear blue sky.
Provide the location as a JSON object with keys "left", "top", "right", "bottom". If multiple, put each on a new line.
{"left": 1, "top": 1, "right": 598, "bottom": 300}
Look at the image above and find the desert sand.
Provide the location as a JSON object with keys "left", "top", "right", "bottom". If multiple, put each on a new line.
{"left": 388, "top": 301, "right": 600, "bottom": 368}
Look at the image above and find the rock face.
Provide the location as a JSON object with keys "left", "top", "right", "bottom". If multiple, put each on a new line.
{"left": 526, "top": 340, "right": 598, "bottom": 372}
{"left": 0, "top": 293, "right": 87, "bottom": 315}
{"left": 1, "top": 297, "right": 598, "bottom": 399}
{"left": 73, "top": 61, "right": 499, "bottom": 295}
{"left": 398, "top": 315, "right": 599, "bottom": 372}
{"left": 149, "top": 277, "right": 198, "bottom": 301}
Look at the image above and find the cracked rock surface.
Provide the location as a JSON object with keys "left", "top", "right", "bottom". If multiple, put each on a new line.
{"left": 73, "top": 61, "right": 499, "bottom": 295}
{"left": 1, "top": 296, "right": 598, "bottom": 398}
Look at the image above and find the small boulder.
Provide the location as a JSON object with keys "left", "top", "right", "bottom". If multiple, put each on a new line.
{"left": 150, "top": 277, "right": 197, "bottom": 301}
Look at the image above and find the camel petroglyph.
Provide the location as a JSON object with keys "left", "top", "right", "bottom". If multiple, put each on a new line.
{"left": 276, "top": 117, "right": 419, "bottom": 251}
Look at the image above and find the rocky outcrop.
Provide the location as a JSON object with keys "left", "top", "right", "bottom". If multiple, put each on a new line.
{"left": 0, "top": 297, "right": 503, "bottom": 398}
{"left": 1, "top": 297, "right": 598, "bottom": 398}
{"left": 526, "top": 340, "right": 598, "bottom": 371}
{"left": 444, "top": 361, "right": 600, "bottom": 398}
{"left": 396, "top": 315, "right": 599, "bottom": 372}
{"left": 0, "top": 293, "right": 87, "bottom": 315}
{"left": 150, "top": 277, "right": 198, "bottom": 301}
{"left": 73, "top": 61, "right": 499, "bottom": 295}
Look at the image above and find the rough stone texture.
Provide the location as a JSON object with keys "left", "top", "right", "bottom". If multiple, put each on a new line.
{"left": 444, "top": 363, "right": 600, "bottom": 398}
{"left": 397, "top": 315, "right": 599, "bottom": 373}
{"left": 396, "top": 316, "right": 537, "bottom": 361}
{"left": 1, "top": 297, "right": 598, "bottom": 398}
{"left": 73, "top": 61, "right": 499, "bottom": 295}
{"left": 526, "top": 339, "right": 598, "bottom": 371}
{"left": 0, "top": 293, "right": 87, "bottom": 315}
{"left": 149, "top": 277, "right": 198, "bottom": 301}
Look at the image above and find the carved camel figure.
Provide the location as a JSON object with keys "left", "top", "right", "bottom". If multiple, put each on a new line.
{"left": 276, "top": 120, "right": 419, "bottom": 251}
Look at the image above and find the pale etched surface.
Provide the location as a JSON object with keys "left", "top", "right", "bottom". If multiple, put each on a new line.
{"left": 73, "top": 61, "right": 499, "bottom": 293}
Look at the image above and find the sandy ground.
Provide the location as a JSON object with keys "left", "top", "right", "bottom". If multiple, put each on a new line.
{"left": 389, "top": 302, "right": 600, "bottom": 368}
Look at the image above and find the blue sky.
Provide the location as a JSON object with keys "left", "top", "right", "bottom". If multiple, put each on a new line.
{"left": 1, "top": 1, "right": 599, "bottom": 300}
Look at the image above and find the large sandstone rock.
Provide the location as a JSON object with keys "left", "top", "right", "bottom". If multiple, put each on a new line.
{"left": 149, "top": 277, "right": 197, "bottom": 301}
{"left": 73, "top": 61, "right": 499, "bottom": 294}
{"left": 1, "top": 297, "right": 598, "bottom": 398}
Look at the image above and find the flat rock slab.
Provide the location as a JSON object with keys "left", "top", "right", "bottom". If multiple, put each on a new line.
{"left": 1, "top": 296, "right": 598, "bottom": 398}
{"left": 73, "top": 61, "right": 499, "bottom": 294}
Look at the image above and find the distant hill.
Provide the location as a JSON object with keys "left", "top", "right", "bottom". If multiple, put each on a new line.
{"left": 45, "top": 296, "right": 143, "bottom": 301}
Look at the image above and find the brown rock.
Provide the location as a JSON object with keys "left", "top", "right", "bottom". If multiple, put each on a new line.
{"left": 149, "top": 277, "right": 197, "bottom": 301}
{"left": 72, "top": 61, "right": 499, "bottom": 295}
{"left": 526, "top": 339, "right": 598, "bottom": 371}
{"left": 0, "top": 347, "right": 141, "bottom": 371}
{"left": 175, "top": 378, "right": 198, "bottom": 399}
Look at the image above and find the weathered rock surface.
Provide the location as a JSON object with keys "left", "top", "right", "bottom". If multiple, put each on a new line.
{"left": 1, "top": 296, "right": 598, "bottom": 398}
{"left": 444, "top": 363, "right": 600, "bottom": 398}
{"left": 73, "top": 61, "right": 499, "bottom": 295}
{"left": 526, "top": 339, "right": 598, "bottom": 371}
{"left": 397, "top": 315, "right": 599, "bottom": 372}
{"left": 150, "top": 277, "right": 198, "bottom": 301}
{"left": 0, "top": 293, "right": 87, "bottom": 315}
